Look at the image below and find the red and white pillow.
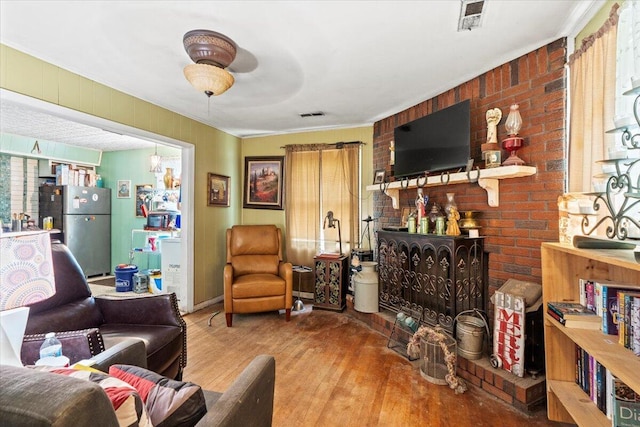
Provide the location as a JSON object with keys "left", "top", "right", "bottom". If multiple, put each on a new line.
{"left": 108, "top": 365, "right": 206, "bottom": 427}
{"left": 30, "top": 366, "right": 152, "bottom": 426}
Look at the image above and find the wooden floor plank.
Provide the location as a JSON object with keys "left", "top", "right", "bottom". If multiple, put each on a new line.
{"left": 183, "top": 303, "right": 563, "bottom": 426}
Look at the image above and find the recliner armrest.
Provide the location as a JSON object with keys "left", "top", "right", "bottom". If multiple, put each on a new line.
{"left": 198, "top": 355, "right": 275, "bottom": 427}
{"left": 87, "top": 338, "right": 148, "bottom": 373}
{"left": 278, "top": 261, "right": 293, "bottom": 281}
{"left": 95, "top": 293, "right": 184, "bottom": 327}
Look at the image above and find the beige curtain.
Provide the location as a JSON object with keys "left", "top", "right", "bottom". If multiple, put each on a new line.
{"left": 568, "top": 5, "right": 619, "bottom": 192}
{"left": 285, "top": 148, "right": 320, "bottom": 267}
{"left": 284, "top": 143, "right": 360, "bottom": 267}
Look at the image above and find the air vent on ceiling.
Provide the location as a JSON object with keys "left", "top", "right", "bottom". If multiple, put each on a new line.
{"left": 458, "top": 0, "right": 486, "bottom": 31}
{"left": 299, "top": 112, "right": 325, "bottom": 118}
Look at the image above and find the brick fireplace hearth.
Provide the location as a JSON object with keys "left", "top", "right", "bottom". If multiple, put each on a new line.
{"left": 346, "top": 296, "right": 546, "bottom": 413}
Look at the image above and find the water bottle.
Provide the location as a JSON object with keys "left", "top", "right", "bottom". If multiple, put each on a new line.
{"left": 39, "top": 332, "right": 62, "bottom": 359}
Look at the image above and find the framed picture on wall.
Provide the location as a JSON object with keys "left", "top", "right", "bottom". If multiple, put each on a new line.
{"left": 135, "top": 184, "right": 154, "bottom": 217}
{"left": 117, "top": 180, "right": 131, "bottom": 199}
{"left": 207, "top": 173, "right": 230, "bottom": 207}
{"left": 243, "top": 156, "right": 284, "bottom": 210}
{"left": 373, "top": 169, "right": 386, "bottom": 184}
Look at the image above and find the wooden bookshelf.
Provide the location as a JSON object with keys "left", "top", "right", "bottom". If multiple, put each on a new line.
{"left": 541, "top": 242, "right": 640, "bottom": 425}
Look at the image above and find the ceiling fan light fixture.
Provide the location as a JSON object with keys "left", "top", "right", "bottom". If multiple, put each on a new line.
{"left": 183, "top": 30, "right": 237, "bottom": 68}
{"left": 183, "top": 63, "right": 235, "bottom": 97}
{"left": 183, "top": 29, "right": 237, "bottom": 97}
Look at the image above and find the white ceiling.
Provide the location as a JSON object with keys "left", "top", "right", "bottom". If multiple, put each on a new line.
{"left": 0, "top": 1, "right": 601, "bottom": 151}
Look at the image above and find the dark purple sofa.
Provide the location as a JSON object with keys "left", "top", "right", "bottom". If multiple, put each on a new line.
{"left": 23, "top": 241, "right": 186, "bottom": 379}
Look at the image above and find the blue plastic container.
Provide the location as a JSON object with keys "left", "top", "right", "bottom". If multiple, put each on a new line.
{"left": 114, "top": 264, "right": 138, "bottom": 292}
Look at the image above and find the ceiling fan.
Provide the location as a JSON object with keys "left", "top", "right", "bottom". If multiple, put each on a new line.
{"left": 182, "top": 29, "right": 237, "bottom": 98}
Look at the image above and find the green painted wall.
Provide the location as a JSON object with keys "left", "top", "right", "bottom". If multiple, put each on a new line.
{"left": 100, "top": 145, "right": 181, "bottom": 269}
{"left": 0, "top": 133, "right": 102, "bottom": 165}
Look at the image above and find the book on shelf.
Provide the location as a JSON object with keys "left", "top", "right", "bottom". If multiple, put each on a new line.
{"left": 633, "top": 295, "right": 640, "bottom": 356}
{"left": 613, "top": 376, "right": 640, "bottom": 427}
{"left": 579, "top": 278, "right": 589, "bottom": 307}
{"left": 547, "top": 307, "right": 601, "bottom": 330}
{"left": 607, "top": 368, "right": 614, "bottom": 419}
{"left": 579, "top": 279, "right": 640, "bottom": 338}
{"left": 579, "top": 279, "right": 607, "bottom": 317}
{"left": 619, "top": 291, "right": 640, "bottom": 350}
{"left": 547, "top": 301, "right": 600, "bottom": 320}
{"left": 602, "top": 284, "right": 623, "bottom": 336}
{"left": 597, "top": 282, "right": 637, "bottom": 336}
{"left": 574, "top": 345, "right": 614, "bottom": 418}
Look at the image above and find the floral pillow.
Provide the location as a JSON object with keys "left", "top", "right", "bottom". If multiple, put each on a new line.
{"left": 109, "top": 364, "right": 206, "bottom": 427}
{"left": 30, "top": 366, "right": 151, "bottom": 427}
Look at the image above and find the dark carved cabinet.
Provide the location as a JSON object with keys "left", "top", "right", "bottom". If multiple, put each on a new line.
{"left": 377, "top": 231, "right": 487, "bottom": 334}
{"left": 314, "top": 255, "right": 349, "bottom": 311}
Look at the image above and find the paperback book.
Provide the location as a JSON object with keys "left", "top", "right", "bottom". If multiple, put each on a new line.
{"left": 619, "top": 291, "right": 640, "bottom": 349}
{"left": 613, "top": 377, "right": 640, "bottom": 427}
{"left": 547, "top": 301, "right": 600, "bottom": 320}
{"left": 633, "top": 296, "right": 640, "bottom": 356}
{"left": 574, "top": 345, "right": 609, "bottom": 416}
{"left": 547, "top": 307, "right": 601, "bottom": 330}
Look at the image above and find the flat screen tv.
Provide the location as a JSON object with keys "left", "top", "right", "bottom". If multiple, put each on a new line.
{"left": 393, "top": 99, "right": 471, "bottom": 178}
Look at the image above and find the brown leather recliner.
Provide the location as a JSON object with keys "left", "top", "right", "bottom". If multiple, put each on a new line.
{"left": 24, "top": 241, "right": 186, "bottom": 380}
{"left": 224, "top": 225, "right": 293, "bottom": 327}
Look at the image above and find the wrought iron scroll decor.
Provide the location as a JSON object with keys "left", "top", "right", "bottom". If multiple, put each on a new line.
{"left": 582, "top": 86, "right": 640, "bottom": 240}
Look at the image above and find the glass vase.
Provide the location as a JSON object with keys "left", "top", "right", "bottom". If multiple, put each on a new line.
{"left": 428, "top": 203, "right": 442, "bottom": 232}
{"left": 163, "top": 168, "right": 174, "bottom": 189}
{"left": 444, "top": 193, "right": 457, "bottom": 216}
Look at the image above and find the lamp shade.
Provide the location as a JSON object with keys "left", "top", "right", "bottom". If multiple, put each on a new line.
{"left": 0, "top": 230, "right": 56, "bottom": 310}
{"left": 184, "top": 63, "right": 235, "bottom": 96}
{"left": 149, "top": 144, "right": 162, "bottom": 173}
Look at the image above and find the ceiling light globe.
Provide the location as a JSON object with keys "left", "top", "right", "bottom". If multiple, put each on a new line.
{"left": 183, "top": 64, "right": 234, "bottom": 96}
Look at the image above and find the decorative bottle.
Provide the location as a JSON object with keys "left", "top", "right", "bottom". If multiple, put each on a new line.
{"left": 428, "top": 203, "right": 442, "bottom": 232}
{"left": 163, "top": 168, "right": 174, "bottom": 189}
{"left": 444, "top": 193, "right": 457, "bottom": 216}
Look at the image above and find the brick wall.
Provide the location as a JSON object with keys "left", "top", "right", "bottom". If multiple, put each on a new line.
{"left": 372, "top": 38, "right": 567, "bottom": 300}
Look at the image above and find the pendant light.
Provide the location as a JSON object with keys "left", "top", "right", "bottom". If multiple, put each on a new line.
{"left": 149, "top": 144, "right": 162, "bottom": 173}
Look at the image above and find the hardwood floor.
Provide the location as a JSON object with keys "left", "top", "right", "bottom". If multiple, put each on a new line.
{"left": 182, "top": 302, "right": 564, "bottom": 427}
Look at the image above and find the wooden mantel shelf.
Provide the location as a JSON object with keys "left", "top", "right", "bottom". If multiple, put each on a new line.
{"left": 365, "top": 165, "right": 537, "bottom": 209}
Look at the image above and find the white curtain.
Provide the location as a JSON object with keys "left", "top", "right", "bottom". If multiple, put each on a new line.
{"left": 614, "top": 1, "right": 640, "bottom": 130}
{"left": 568, "top": 5, "right": 619, "bottom": 192}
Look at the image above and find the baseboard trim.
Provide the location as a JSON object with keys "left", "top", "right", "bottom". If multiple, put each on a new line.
{"left": 191, "top": 295, "right": 224, "bottom": 313}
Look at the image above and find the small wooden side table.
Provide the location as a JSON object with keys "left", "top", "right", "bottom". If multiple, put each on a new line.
{"left": 313, "top": 254, "right": 349, "bottom": 311}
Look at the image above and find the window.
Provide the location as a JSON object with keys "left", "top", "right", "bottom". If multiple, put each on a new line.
{"left": 284, "top": 143, "right": 360, "bottom": 267}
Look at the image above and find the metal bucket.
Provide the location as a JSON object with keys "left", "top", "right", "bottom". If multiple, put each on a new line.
{"left": 455, "top": 311, "right": 488, "bottom": 360}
